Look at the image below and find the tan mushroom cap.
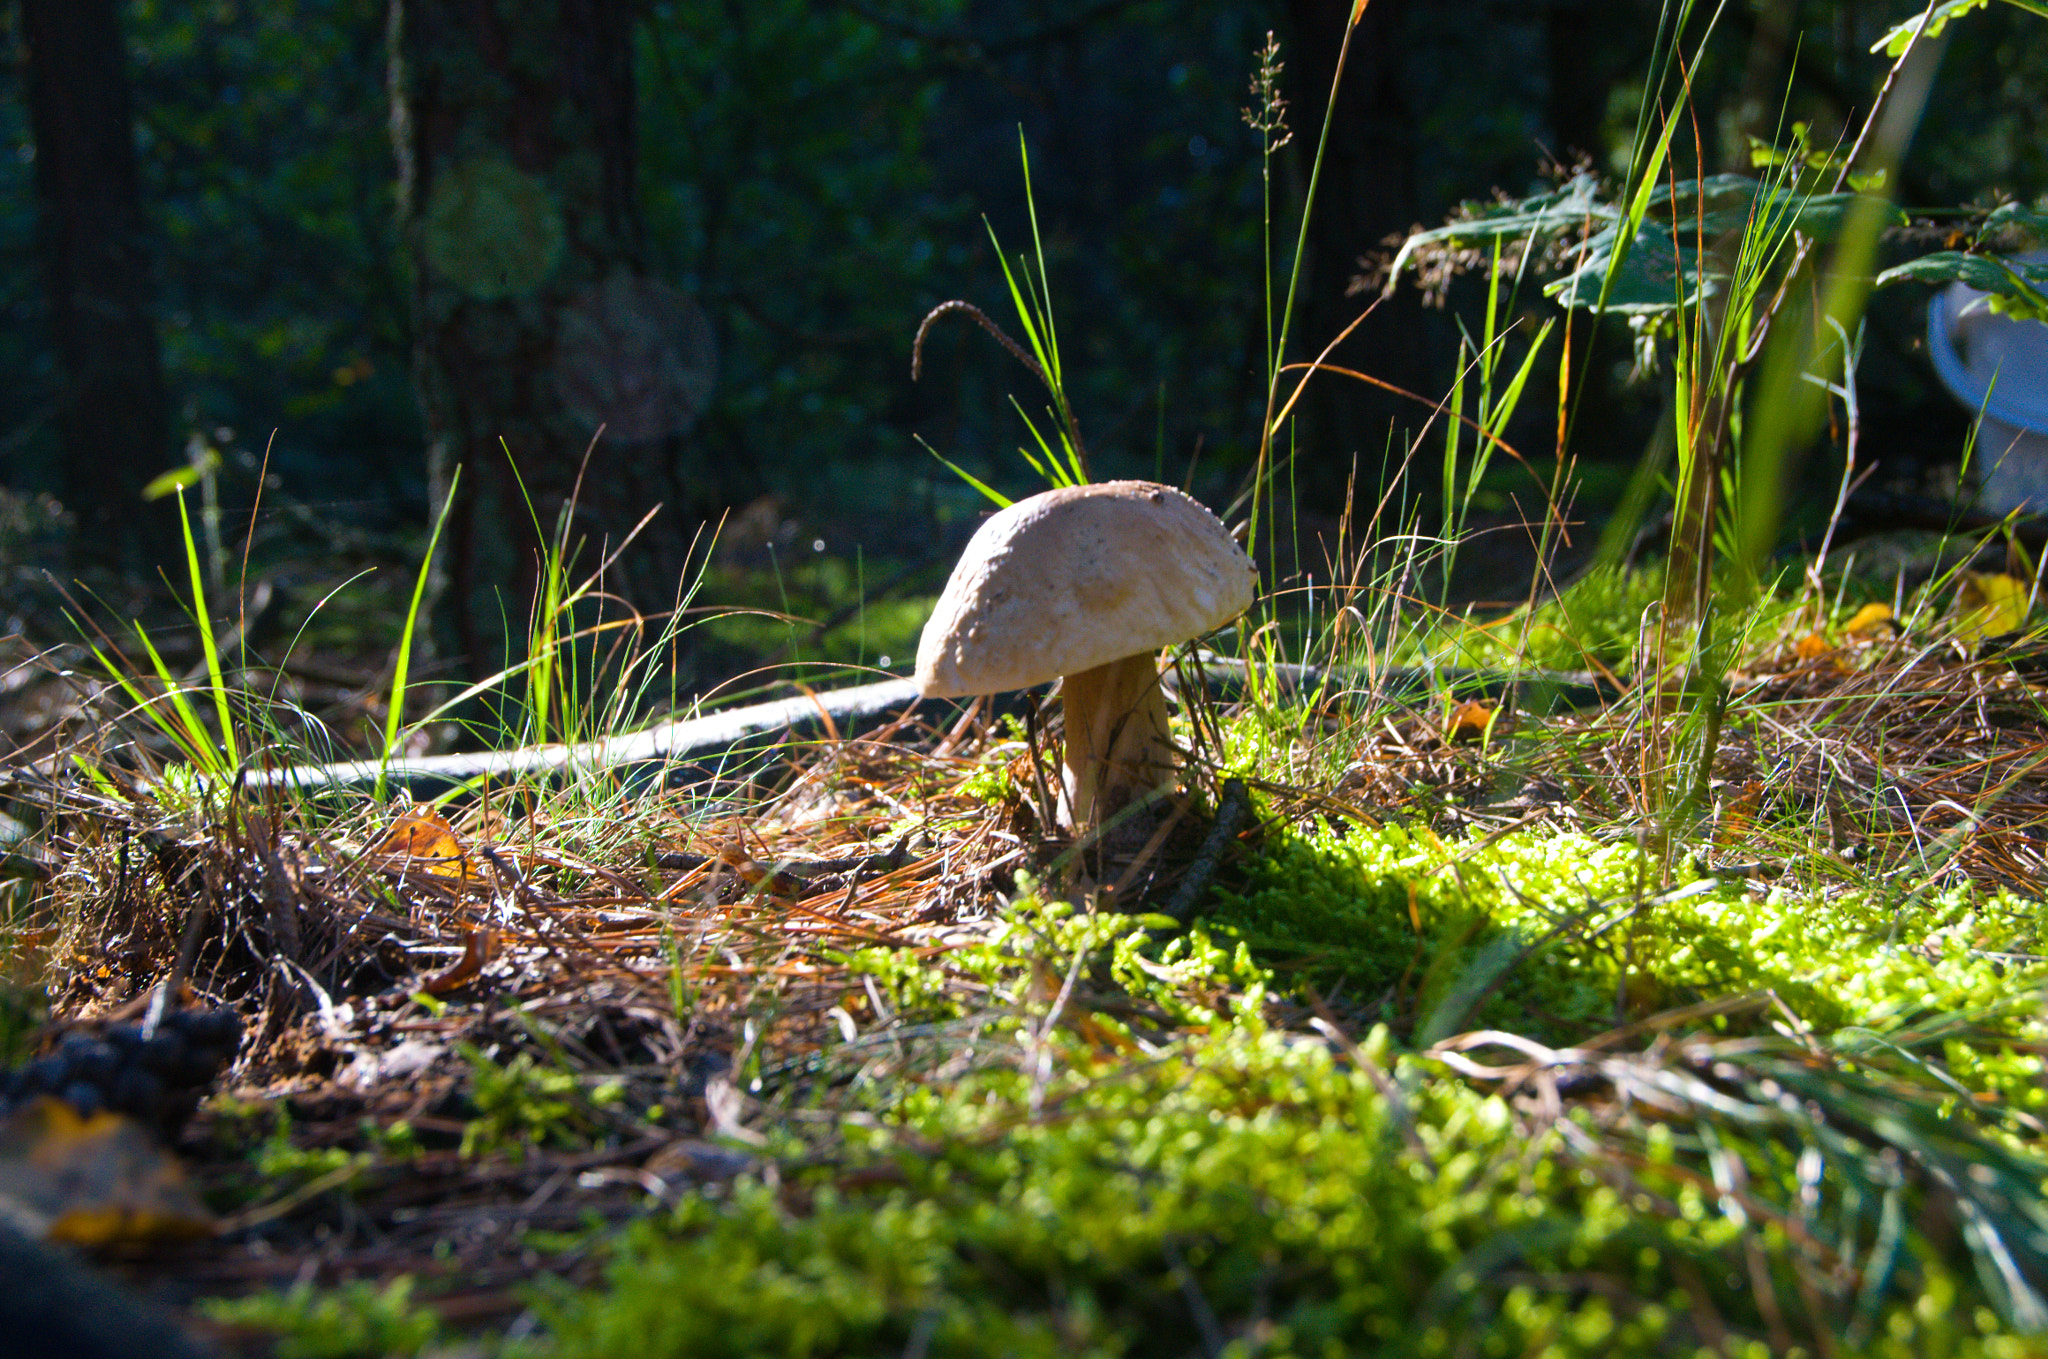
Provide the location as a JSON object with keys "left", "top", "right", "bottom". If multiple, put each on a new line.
{"left": 915, "top": 480, "right": 1258, "bottom": 699}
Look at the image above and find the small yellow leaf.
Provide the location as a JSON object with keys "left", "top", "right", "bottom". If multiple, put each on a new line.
{"left": 1953, "top": 571, "right": 2032, "bottom": 644}
{"left": 1841, "top": 602, "right": 1896, "bottom": 637}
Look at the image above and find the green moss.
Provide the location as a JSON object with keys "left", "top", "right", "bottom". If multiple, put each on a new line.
{"left": 486, "top": 867, "right": 2048, "bottom": 1356}
{"left": 207, "top": 839, "right": 2048, "bottom": 1358}
{"left": 1212, "top": 815, "right": 2048, "bottom": 1051}
{"left": 200, "top": 1278, "right": 440, "bottom": 1359}
{"left": 523, "top": 1014, "right": 2036, "bottom": 1358}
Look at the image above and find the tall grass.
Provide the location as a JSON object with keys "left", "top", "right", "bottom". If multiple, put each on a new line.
{"left": 76, "top": 485, "right": 246, "bottom": 785}
{"left": 72, "top": 438, "right": 722, "bottom": 821}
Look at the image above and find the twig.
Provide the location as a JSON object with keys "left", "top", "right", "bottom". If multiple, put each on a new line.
{"left": 1162, "top": 777, "right": 1251, "bottom": 924}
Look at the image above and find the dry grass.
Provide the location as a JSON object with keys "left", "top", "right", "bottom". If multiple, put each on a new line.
{"left": 1283, "top": 631, "right": 2048, "bottom": 898}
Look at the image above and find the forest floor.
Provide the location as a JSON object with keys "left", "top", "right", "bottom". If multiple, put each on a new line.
{"left": 4, "top": 499, "right": 2048, "bottom": 1356}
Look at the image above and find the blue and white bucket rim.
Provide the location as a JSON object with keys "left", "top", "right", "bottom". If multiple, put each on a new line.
{"left": 1926, "top": 248, "right": 2048, "bottom": 435}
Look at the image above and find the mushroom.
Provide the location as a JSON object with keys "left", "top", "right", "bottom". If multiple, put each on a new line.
{"left": 914, "top": 480, "right": 1258, "bottom": 832}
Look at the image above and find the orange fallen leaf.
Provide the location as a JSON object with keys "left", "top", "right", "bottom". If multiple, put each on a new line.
{"left": 719, "top": 844, "right": 803, "bottom": 900}
{"left": 1445, "top": 698, "right": 1497, "bottom": 744}
{"left": 374, "top": 806, "right": 474, "bottom": 881}
{"left": 1715, "top": 780, "right": 1764, "bottom": 849}
{"left": 1792, "top": 633, "right": 1832, "bottom": 661}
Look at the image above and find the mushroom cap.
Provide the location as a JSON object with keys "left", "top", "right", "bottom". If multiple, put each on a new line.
{"left": 914, "top": 480, "right": 1258, "bottom": 698}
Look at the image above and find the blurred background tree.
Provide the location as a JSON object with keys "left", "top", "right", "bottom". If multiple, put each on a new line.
{"left": 19, "top": 0, "right": 172, "bottom": 568}
{"left": 0, "top": 0, "right": 2041, "bottom": 682}
{"left": 390, "top": 0, "right": 703, "bottom": 670}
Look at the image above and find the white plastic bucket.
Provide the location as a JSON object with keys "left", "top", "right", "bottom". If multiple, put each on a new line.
{"left": 1926, "top": 249, "right": 2048, "bottom": 514}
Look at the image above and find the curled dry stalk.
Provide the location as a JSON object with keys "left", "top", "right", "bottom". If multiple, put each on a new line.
{"left": 910, "top": 297, "right": 1092, "bottom": 493}
{"left": 912, "top": 300, "right": 1058, "bottom": 414}
{"left": 909, "top": 296, "right": 1089, "bottom": 499}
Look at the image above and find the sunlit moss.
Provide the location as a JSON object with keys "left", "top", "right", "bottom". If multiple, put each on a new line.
{"left": 204, "top": 800, "right": 2048, "bottom": 1358}
{"left": 519, "top": 1006, "right": 2032, "bottom": 1358}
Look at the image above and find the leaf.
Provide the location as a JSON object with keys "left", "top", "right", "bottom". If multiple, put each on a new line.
{"left": 1714, "top": 779, "right": 1764, "bottom": 847}
{"left": 1867, "top": 0, "right": 2048, "bottom": 57}
{"left": 1877, "top": 253, "right": 2048, "bottom": 322}
{"left": 1952, "top": 571, "right": 2032, "bottom": 643}
{"left": 139, "top": 464, "right": 204, "bottom": 501}
{"left": 0, "top": 1097, "right": 214, "bottom": 1244}
{"left": 1547, "top": 227, "right": 1713, "bottom": 314}
{"left": 1985, "top": 200, "right": 2048, "bottom": 244}
{"left": 917, "top": 440, "right": 1011, "bottom": 509}
{"left": 373, "top": 807, "right": 474, "bottom": 881}
{"left": 1444, "top": 698, "right": 1497, "bottom": 744}
{"left": 140, "top": 444, "right": 222, "bottom": 501}
{"left": 1388, "top": 174, "right": 1881, "bottom": 320}
{"left": 1384, "top": 173, "right": 1613, "bottom": 291}
{"left": 1544, "top": 184, "right": 1884, "bottom": 318}
{"left": 380, "top": 463, "right": 461, "bottom": 801}
{"left": 1842, "top": 602, "right": 1898, "bottom": 637}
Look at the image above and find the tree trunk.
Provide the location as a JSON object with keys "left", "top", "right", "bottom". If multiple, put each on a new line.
{"left": 21, "top": 0, "right": 173, "bottom": 569}
{"left": 388, "top": 0, "right": 714, "bottom": 673}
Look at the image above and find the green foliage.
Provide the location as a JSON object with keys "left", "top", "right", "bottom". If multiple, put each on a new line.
{"left": 30, "top": 6, "right": 2048, "bottom": 1356}
{"left": 1877, "top": 249, "right": 2048, "bottom": 322}
{"left": 985, "top": 133, "right": 1089, "bottom": 492}
{"left": 0, "top": 981, "right": 45, "bottom": 1069}
{"left": 954, "top": 755, "right": 1019, "bottom": 807}
{"left": 376, "top": 466, "right": 459, "bottom": 800}
{"left": 124, "top": 0, "right": 417, "bottom": 501}
{"left": 526, "top": 991, "right": 2048, "bottom": 1357}
{"left": 1389, "top": 564, "right": 1667, "bottom": 674}
{"left": 838, "top": 892, "right": 1261, "bottom": 1034}
{"left": 193, "top": 835, "right": 2048, "bottom": 1356}
{"left": 1391, "top": 172, "right": 1884, "bottom": 323}
{"left": 255, "top": 1130, "right": 366, "bottom": 1192}
{"left": 1871, "top": 0, "right": 2048, "bottom": 57}
{"left": 495, "top": 860, "right": 2048, "bottom": 1354}
{"left": 70, "top": 464, "right": 461, "bottom": 803}
{"left": 1387, "top": 0, "right": 2048, "bottom": 623}
{"left": 201, "top": 1278, "right": 440, "bottom": 1359}
{"left": 208, "top": 1103, "right": 369, "bottom": 1201}
{"left": 1212, "top": 806, "right": 2048, "bottom": 1049}
{"left": 458, "top": 1042, "right": 622, "bottom": 1160}
{"left": 78, "top": 487, "right": 246, "bottom": 783}
{"left": 697, "top": 551, "right": 930, "bottom": 671}
{"left": 637, "top": 0, "right": 1272, "bottom": 518}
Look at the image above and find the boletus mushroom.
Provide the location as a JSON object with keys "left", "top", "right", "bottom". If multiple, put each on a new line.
{"left": 914, "top": 480, "right": 1258, "bottom": 832}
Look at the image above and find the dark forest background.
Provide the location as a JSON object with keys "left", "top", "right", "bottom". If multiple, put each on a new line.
{"left": 2, "top": 0, "right": 2044, "bottom": 691}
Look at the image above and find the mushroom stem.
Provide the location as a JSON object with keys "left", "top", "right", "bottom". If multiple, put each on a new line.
{"left": 1058, "top": 651, "right": 1176, "bottom": 830}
